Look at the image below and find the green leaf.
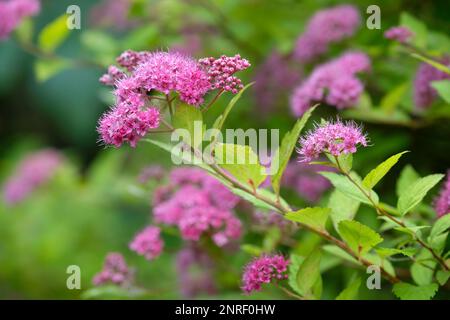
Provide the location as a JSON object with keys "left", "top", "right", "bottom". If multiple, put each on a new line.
{"left": 296, "top": 249, "right": 321, "bottom": 297}
{"left": 392, "top": 282, "right": 438, "bottom": 300}
{"left": 285, "top": 207, "right": 330, "bottom": 232}
{"left": 336, "top": 277, "right": 361, "bottom": 300}
{"left": 15, "top": 18, "right": 34, "bottom": 44}
{"left": 436, "top": 270, "right": 450, "bottom": 286}
{"left": 362, "top": 151, "right": 409, "bottom": 189}
{"left": 327, "top": 153, "right": 352, "bottom": 173}
{"left": 262, "top": 227, "right": 281, "bottom": 252}
{"left": 322, "top": 245, "right": 358, "bottom": 265}
{"left": 288, "top": 254, "right": 304, "bottom": 295}
{"left": 241, "top": 244, "right": 263, "bottom": 256}
{"left": 396, "top": 165, "right": 420, "bottom": 197}
{"left": 320, "top": 171, "right": 379, "bottom": 205}
{"left": 397, "top": 174, "right": 444, "bottom": 215}
{"left": 375, "top": 247, "right": 416, "bottom": 258}
{"left": 380, "top": 82, "right": 409, "bottom": 112}
{"left": 34, "top": 59, "right": 69, "bottom": 82}
{"left": 431, "top": 80, "right": 450, "bottom": 103}
{"left": 411, "top": 251, "right": 436, "bottom": 286}
{"left": 429, "top": 214, "right": 450, "bottom": 240}
{"left": 230, "top": 188, "right": 276, "bottom": 211}
{"left": 400, "top": 13, "right": 427, "bottom": 48}
{"left": 271, "top": 105, "right": 317, "bottom": 196}
{"left": 411, "top": 53, "right": 450, "bottom": 76}
{"left": 338, "top": 220, "right": 383, "bottom": 256}
{"left": 328, "top": 190, "right": 360, "bottom": 232}
{"left": 214, "top": 143, "right": 267, "bottom": 189}
{"left": 172, "top": 103, "right": 203, "bottom": 148}
{"left": 38, "top": 14, "right": 71, "bottom": 52}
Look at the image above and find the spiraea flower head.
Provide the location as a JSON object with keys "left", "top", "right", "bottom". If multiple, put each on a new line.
{"left": 294, "top": 5, "right": 361, "bottom": 62}
{"left": 199, "top": 54, "right": 250, "bottom": 93}
{"left": 93, "top": 252, "right": 133, "bottom": 286}
{"left": 241, "top": 254, "right": 289, "bottom": 294}
{"left": 434, "top": 171, "right": 450, "bottom": 218}
{"left": 384, "top": 26, "right": 414, "bottom": 43}
{"left": 129, "top": 226, "right": 164, "bottom": 260}
{"left": 0, "top": 0, "right": 40, "bottom": 40}
{"left": 297, "top": 120, "right": 368, "bottom": 163}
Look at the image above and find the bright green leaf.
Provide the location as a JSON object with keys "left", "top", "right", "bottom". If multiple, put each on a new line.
{"left": 38, "top": 14, "right": 71, "bottom": 52}
{"left": 328, "top": 190, "right": 360, "bottom": 232}
{"left": 400, "top": 13, "right": 427, "bottom": 48}
{"left": 431, "top": 80, "right": 450, "bottom": 103}
{"left": 172, "top": 103, "right": 203, "bottom": 148}
{"left": 362, "top": 151, "right": 409, "bottom": 189}
{"left": 338, "top": 220, "right": 383, "bottom": 256}
{"left": 380, "top": 82, "right": 409, "bottom": 112}
{"left": 296, "top": 249, "right": 321, "bottom": 297}
{"left": 34, "top": 59, "right": 69, "bottom": 82}
{"left": 392, "top": 282, "right": 438, "bottom": 300}
{"left": 396, "top": 165, "right": 420, "bottom": 197}
{"left": 429, "top": 214, "right": 450, "bottom": 240}
{"left": 285, "top": 207, "right": 330, "bottom": 232}
{"left": 336, "top": 277, "right": 361, "bottom": 300}
{"left": 436, "top": 270, "right": 450, "bottom": 286}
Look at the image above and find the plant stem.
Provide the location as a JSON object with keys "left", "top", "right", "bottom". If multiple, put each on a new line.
{"left": 334, "top": 156, "right": 449, "bottom": 271}
{"left": 202, "top": 89, "right": 224, "bottom": 113}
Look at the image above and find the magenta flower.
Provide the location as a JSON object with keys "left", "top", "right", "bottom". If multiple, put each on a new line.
{"left": 3, "top": 149, "right": 62, "bottom": 205}
{"left": 384, "top": 26, "right": 414, "bottom": 44}
{"left": 434, "top": 171, "right": 450, "bottom": 218}
{"left": 99, "top": 65, "right": 126, "bottom": 86}
{"left": 414, "top": 58, "right": 450, "bottom": 108}
{"left": 199, "top": 54, "right": 250, "bottom": 93}
{"left": 97, "top": 103, "right": 160, "bottom": 147}
{"left": 93, "top": 252, "right": 133, "bottom": 286}
{"left": 241, "top": 254, "right": 289, "bottom": 294}
{"left": 297, "top": 120, "right": 368, "bottom": 163}
{"left": 129, "top": 226, "right": 164, "bottom": 261}
{"left": 290, "top": 51, "right": 370, "bottom": 116}
{"left": 294, "top": 5, "right": 361, "bottom": 62}
{"left": 0, "top": 0, "right": 40, "bottom": 40}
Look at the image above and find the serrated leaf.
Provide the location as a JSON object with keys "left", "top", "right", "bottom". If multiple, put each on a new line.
{"left": 392, "top": 282, "right": 438, "bottom": 300}
{"left": 397, "top": 174, "right": 444, "bottom": 215}
{"left": 376, "top": 247, "right": 416, "bottom": 258}
{"left": 296, "top": 249, "right": 321, "bottom": 297}
{"left": 271, "top": 105, "right": 317, "bottom": 196}
{"left": 338, "top": 220, "right": 383, "bottom": 256}
{"left": 436, "top": 270, "right": 450, "bottom": 286}
{"left": 411, "top": 250, "right": 436, "bottom": 286}
{"left": 172, "top": 103, "right": 203, "bottom": 148}
{"left": 431, "top": 80, "right": 450, "bottom": 103}
{"left": 214, "top": 143, "right": 267, "bottom": 189}
{"left": 320, "top": 171, "right": 379, "bottom": 205}
{"left": 285, "top": 207, "right": 330, "bottom": 232}
{"left": 362, "top": 151, "right": 409, "bottom": 189}
{"left": 336, "top": 277, "right": 361, "bottom": 300}
{"left": 328, "top": 190, "right": 360, "bottom": 232}
{"left": 429, "top": 214, "right": 450, "bottom": 240}
{"left": 38, "top": 14, "right": 71, "bottom": 52}
{"left": 396, "top": 165, "right": 420, "bottom": 197}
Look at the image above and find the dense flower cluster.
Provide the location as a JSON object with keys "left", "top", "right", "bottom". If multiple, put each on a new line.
{"left": 384, "top": 26, "right": 414, "bottom": 43}
{"left": 434, "top": 171, "right": 450, "bottom": 218}
{"left": 3, "top": 149, "right": 62, "bottom": 205}
{"left": 0, "top": 0, "right": 40, "bottom": 40}
{"left": 413, "top": 58, "right": 450, "bottom": 108}
{"left": 241, "top": 254, "right": 289, "bottom": 294}
{"left": 152, "top": 167, "right": 241, "bottom": 247}
{"left": 93, "top": 253, "right": 133, "bottom": 286}
{"left": 97, "top": 103, "right": 160, "bottom": 148}
{"left": 298, "top": 120, "right": 368, "bottom": 163}
{"left": 282, "top": 162, "right": 332, "bottom": 202}
{"left": 176, "top": 246, "right": 216, "bottom": 297}
{"left": 129, "top": 226, "right": 164, "bottom": 261}
{"left": 290, "top": 51, "right": 371, "bottom": 116}
{"left": 253, "top": 51, "right": 300, "bottom": 116}
{"left": 199, "top": 54, "right": 250, "bottom": 93}
{"left": 294, "top": 5, "right": 360, "bottom": 62}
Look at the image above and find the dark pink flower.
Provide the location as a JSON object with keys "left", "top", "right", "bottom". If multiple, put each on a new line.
{"left": 384, "top": 26, "right": 414, "bottom": 44}
{"left": 414, "top": 58, "right": 450, "bottom": 109}
{"left": 434, "top": 171, "right": 450, "bottom": 218}
{"left": 129, "top": 226, "right": 164, "bottom": 260}
{"left": 93, "top": 252, "right": 133, "bottom": 286}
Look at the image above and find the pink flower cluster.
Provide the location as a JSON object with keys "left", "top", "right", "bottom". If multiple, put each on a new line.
{"left": 98, "top": 103, "right": 160, "bottom": 148}
{"left": 89, "top": 0, "right": 138, "bottom": 31}
{"left": 434, "top": 171, "right": 450, "bottom": 218}
{"left": 414, "top": 58, "right": 450, "bottom": 109}
{"left": 138, "top": 165, "right": 165, "bottom": 184}
{"left": 129, "top": 226, "right": 164, "bottom": 261}
{"left": 176, "top": 246, "right": 216, "bottom": 297}
{"left": 282, "top": 162, "right": 332, "bottom": 202}
{"left": 384, "top": 26, "right": 414, "bottom": 44}
{"left": 241, "top": 254, "right": 289, "bottom": 294}
{"left": 0, "top": 0, "right": 40, "bottom": 40}
{"left": 152, "top": 167, "right": 242, "bottom": 247}
{"left": 294, "top": 5, "right": 360, "bottom": 62}
{"left": 290, "top": 51, "right": 371, "bottom": 116}
{"left": 93, "top": 253, "right": 133, "bottom": 286}
{"left": 253, "top": 51, "right": 300, "bottom": 116}
{"left": 298, "top": 120, "right": 368, "bottom": 163}
{"left": 3, "top": 149, "right": 62, "bottom": 205}
{"left": 199, "top": 54, "right": 251, "bottom": 93}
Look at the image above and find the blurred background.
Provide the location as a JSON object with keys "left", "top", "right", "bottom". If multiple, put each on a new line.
{"left": 0, "top": 0, "right": 449, "bottom": 299}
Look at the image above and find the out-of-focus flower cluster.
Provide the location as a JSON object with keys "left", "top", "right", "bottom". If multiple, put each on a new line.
{"left": 2, "top": 149, "right": 62, "bottom": 205}
{"left": 152, "top": 167, "right": 242, "bottom": 247}
{"left": 93, "top": 253, "right": 134, "bottom": 286}
{"left": 414, "top": 58, "right": 450, "bottom": 109}
{"left": 298, "top": 120, "right": 368, "bottom": 163}
{"left": 89, "top": 0, "right": 138, "bottom": 31}
{"left": 294, "top": 5, "right": 360, "bottom": 62}
{"left": 176, "top": 246, "right": 216, "bottom": 297}
{"left": 384, "top": 26, "right": 414, "bottom": 44}
{"left": 0, "top": 0, "right": 40, "bottom": 40}
{"left": 434, "top": 171, "right": 450, "bottom": 218}
{"left": 241, "top": 254, "right": 289, "bottom": 294}
{"left": 290, "top": 51, "right": 371, "bottom": 116}
{"left": 129, "top": 226, "right": 164, "bottom": 261}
